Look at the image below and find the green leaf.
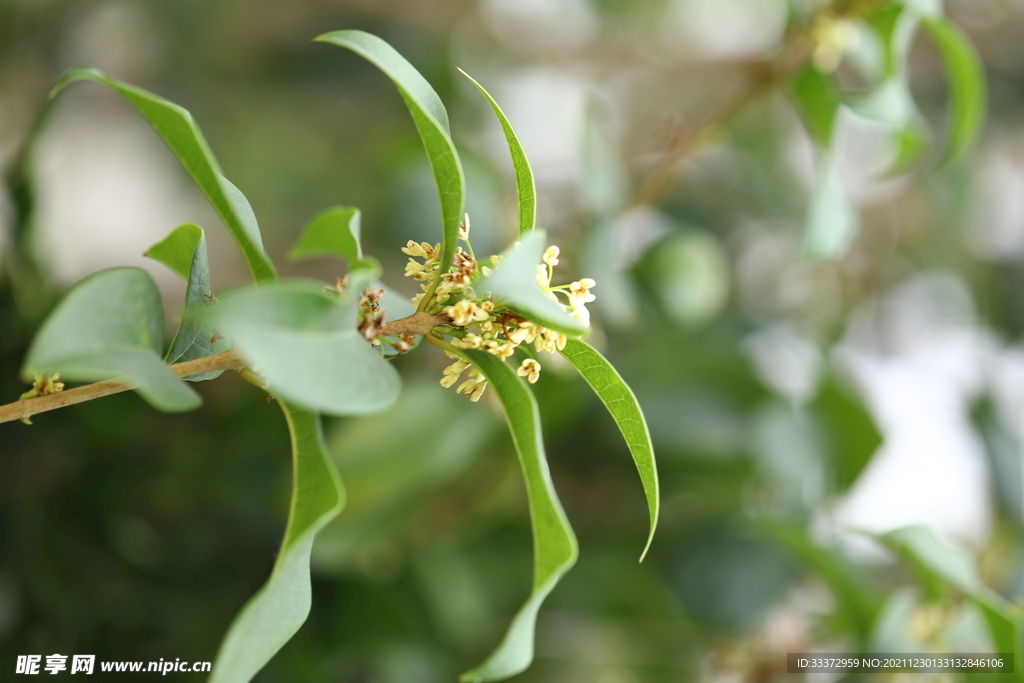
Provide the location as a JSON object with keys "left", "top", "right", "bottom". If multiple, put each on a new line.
{"left": 209, "top": 400, "right": 344, "bottom": 683}
{"left": 882, "top": 526, "right": 1024, "bottom": 671}
{"left": 922, "top": 17, "right": 987, "bottom": 163}
{"left": 558, "top": 338, "right": 658, "bottom": 561}
{"left": 50, "top": 68, "right": 277, "bottom": 283}
{"left": 146, "top": 222, "right": 201, "bottom": 280}
{"left": 790, "top": 65, "right": 840, "bottom": 148}
{"left": 802, "top": 150, "right": 859, "bottom": 259}
{"left": 210, "top": 279, "right": 400, "bottom": 415}
{"left": 317, "top": 30, "right": 465, "bottom": 278}
{"left": 455, "top": 349, "right": 577, "bottom": 682}
{"left": 146, "top": 223, "right": 230, "bottom": 380}
{"left": 480, "top": 231, "right": 587, "bottom": 337}
{"left": 457, "top": 68, "right": 536, "bottom": 235}
{"left": 289, "top": 206, "right": 363, "bottom": 264}
{"left": 22, "top": 268, "right": 200, "bottom": 412}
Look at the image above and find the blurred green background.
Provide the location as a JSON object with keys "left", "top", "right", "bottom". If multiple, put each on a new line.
{"left": 3, "top": 0, "right": 1024, "bottom": 681}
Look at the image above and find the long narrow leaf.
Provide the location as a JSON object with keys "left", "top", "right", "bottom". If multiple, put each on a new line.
{"left": 457, "top": 68, "right": 536, "bottom": 235}
{"left": 146, "top": 223, "right": 230, "bottom": 380}
{"left": 922, "top": 17, "right": 986, "bottom": 162}
{"left": 317, "top": 30, "right": 465, "bottom": 278}
{"left": 455, "top": 349, "right": 578, "bottom": 682}
{"left": 50, "top": 68, "right": 277, "bottom": 283}
{"left": 559, "top": 338, "right": 658, "bottom": 561}
{"left": 209, "top": 401, "right": 345, "bottom": 683}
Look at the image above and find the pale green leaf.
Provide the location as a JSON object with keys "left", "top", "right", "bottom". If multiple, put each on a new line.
{"left": 922, "top": 17, "right": 987, "bottom": 163}
{"left": 882, "top": 526, "right": 1023, "bottom": 668}
{"left": 317, "top": 31, "right": 465, "bottom": 278}
{"left": 146, "top": 222, "right": 201, "bottom": 280}
{"left": 559, "top": 339, "right": 658, "bottom": 561}
{"left": 209, "top": 401, "right": 344, "bottom": 683}
{"left": 50, "top": 68, "right": 277, "bottom": 283}
{"left": 480, "top": 231, "right": 587, "bottom": 337}
{"left": 802, "top": 151, "right": 859, "bottom": 259}
{"left": 289, "top": 206, "right": 363, "bottom": 264}
{"left": 455, "top": 349, "right": 577, "bottom": 682}
{"left": 22, "top": 268, "right": 200, "bottom": 412}
{"left": 457, "top": 68, "right": 536, "bottom": 235}
{"left": 146, "top": 223, "right": 230, "bottom": 380}
{"left": 210, "top": 279, "right": 400, "bottom": 415}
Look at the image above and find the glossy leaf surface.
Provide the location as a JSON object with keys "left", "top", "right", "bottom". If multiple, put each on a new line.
{"left": 559, "top": 339, "right": 658, "bottom": 560}
{"left": 458, "top": 68, "right": 536, "bottom": 235}
{"left": 51, "top": 68, "right": 277, "bottom": 283}
{"left": 317, "top": 31, "right": 464, "bottom": 278}
{"left": 456, "top": 349, "right": 577, "bottom": 682}
{"left": 209, "top": 401, "right": 344, "bottom": 683}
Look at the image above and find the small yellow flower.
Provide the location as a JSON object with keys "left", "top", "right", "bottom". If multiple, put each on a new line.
{"left": 456, "top": 368, "right": 488, "bottom": 402}
{"left": 568, "top": 278, "right": 596, "bottom": 307}
{"left": 517, "top": 358, "right": 541, "bottom": 384}
{"left": 401, "top": 241, "right": 440, "bottom": 260}
{"left": 570, "top": 305, "right": 591, "bottom": 327}
{"left": 535, "top": 264, "right": 549, "bottom": 288}
{"left": 444, "top": 299, "right": 490, "bottom": 327}
{"left": 507, "top": 321, "right": 537, "bottom": 345}
{"left": 542, "top": 246, "right": 560, "bottom": 267}
{"left": 20, "top": 373, "right": 65, "bottom": 400}
{"left": 440, "top": 358, "right": 469, "bottom": 388}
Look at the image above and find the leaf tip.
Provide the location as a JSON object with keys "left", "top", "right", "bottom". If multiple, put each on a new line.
{"left": 50, "top": 66, "right": 105, "bottom": 99}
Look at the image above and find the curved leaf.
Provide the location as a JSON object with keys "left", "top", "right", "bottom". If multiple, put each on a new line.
{"left": 317, "top": 30, "right": 465, "bottom": 278}
{"left": 22, "top": 268, "right": 200, "bottom": 411}
{"left": 50, "top": 68, "right": 277, "bottom": 283}
{"left": 209, "top": 401, "right": 344, "bottom": 683}
{"left": 457, "top": 68, "right": 536, "bottom": 235}
{"left": 147, "top": 223, "right": 230, "bottom": 380}
{"left": 559, "top": 338, "right": 658, "bottom": 561}
{"left": 210, "top": 279, "right": 400, "bottom": 415}
{"left": 289, "top": 206, "right": 363, "bottom": 264}
{"left": 455, "top": 349, "right": 577, "bottom": 682}
{"left": 922, "top": 17, "right": 986, "bottom": 163}
{"left": 480, "top": 231, "right": 587, "bottom": 337}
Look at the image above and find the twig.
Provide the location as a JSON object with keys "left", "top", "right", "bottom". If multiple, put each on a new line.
{"left": 0, "top": 312, "right": 453, "bottom": 425}
{"left": 0, "top": 349, "right": 247, "bottom": 425}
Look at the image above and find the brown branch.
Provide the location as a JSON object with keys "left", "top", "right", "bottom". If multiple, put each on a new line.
{"left": 0, "top": 349, "right": 247, "bottom": 425}
{"left": 1, "top": 312, "right": 452, "bottom": 426}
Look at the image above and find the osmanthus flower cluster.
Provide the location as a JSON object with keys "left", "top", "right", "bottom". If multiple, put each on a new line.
{"left": 7, "top": 31, "right": 658, "bottom": 683}
{"left": 398, "top": 217, "right": 596, "bottom": 402}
